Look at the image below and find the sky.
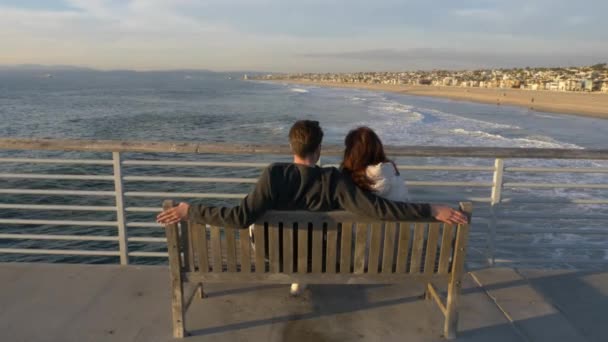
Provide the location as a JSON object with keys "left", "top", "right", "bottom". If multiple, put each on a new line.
{"left": 1, "top": 0, "right": 607, "bottom": 72}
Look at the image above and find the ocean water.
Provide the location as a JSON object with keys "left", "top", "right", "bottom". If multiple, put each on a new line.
{"left": 1, "top": 70, "right": 607, "bottom": 266}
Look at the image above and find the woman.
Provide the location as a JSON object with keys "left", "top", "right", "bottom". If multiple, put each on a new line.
{"left": 341, "top": 126, "right": 410, "bottom": 202}
{"left": 334, "top": 126, "right": 411, "bottom": 276}
{"left": 291, "top": 126, "right": 410, "bottom": 296}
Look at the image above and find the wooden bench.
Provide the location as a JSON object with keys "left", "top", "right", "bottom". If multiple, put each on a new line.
{"left": 162, "top": 200, "right": 472, "bottom": 339}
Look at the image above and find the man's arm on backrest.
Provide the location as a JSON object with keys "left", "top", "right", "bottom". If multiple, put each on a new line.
{"left": 187, "top": 166, "right": 275, "bottom": 228}
{"left": 334, "top": 171, "right": 432, "bottom": 221}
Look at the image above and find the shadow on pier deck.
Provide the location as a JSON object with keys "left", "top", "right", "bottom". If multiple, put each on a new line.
{"left": 1, "top": 263, "right": 606, "bottom": 341}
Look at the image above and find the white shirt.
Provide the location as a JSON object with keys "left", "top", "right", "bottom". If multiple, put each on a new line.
{"left": 365, "top": 162, "right": 410, "bottom": 202}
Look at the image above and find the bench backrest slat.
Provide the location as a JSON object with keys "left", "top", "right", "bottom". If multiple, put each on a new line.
{"left": 438, "top": 224, "right": 454, "bottom": 274}
{"left": 339, "top": 222, "right": 353, "bottom": 273}
{"left": 395, "top": 223, "right": 411, "bottom": 273}
{"left": 424, "top": 223, "right": 441, "bottom": 275}
{"left": 381, "top": 222, "right": 397, "bottom": 273}
{"left": 253, "top": 224, "right": 266, "bottom": 273}
{"left": 325, "top": 222, "right": 338, "bottom": 273}
{"left": 224, "top": 228, "right": 237, "bottom": 272}
{"left": 368, "top": 223, "right": 382, "bottom": 274}
{"left": 209, "top": 226, "right": 221, "bottom": 272}
{"left": 409, "top": 223, "right": 425, "bottom": 274}
{"left": 166, "top": 201, "right": 472, "bottom": 281}
{"left": 297, "top": 224, "right": 308, "bottom": 273}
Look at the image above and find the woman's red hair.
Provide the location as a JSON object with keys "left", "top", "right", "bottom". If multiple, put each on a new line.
{"left": 341, "top": 126, "right": 392, "bottom": 191}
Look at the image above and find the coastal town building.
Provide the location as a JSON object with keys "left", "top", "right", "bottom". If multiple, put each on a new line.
{"left": 256, "top": 64, "right": 608, "bottom": 94}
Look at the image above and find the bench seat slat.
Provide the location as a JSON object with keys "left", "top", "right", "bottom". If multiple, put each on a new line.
{"left": 185, "top": 272, "right": 449, "bottom": 284}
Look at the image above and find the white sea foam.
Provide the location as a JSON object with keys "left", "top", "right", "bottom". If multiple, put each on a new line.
{"left": 290, "top": 88, "right": 309, "bottom": 93}
{"left": 449, "top": 128, "right": 583, "bottom": 149}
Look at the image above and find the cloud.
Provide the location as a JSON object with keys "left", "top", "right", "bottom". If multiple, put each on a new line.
{"left": 0, "top": 0, "right": 607, "bottom": 71}
{"left": 451, "top": 8, "right": 503, "bottom": 20}
{"left": 566, "top": 15, "right": 587, "bottom": 26}
{"left": 300, "top": 48, "right": 608, "bottom": 70}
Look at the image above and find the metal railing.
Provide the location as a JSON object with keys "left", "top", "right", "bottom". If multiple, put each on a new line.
{"left": 0, "top": 138, "right": 607, "bottom": 268}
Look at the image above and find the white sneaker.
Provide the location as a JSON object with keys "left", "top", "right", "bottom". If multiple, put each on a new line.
{"left": 290, "top": 283, "right": 307, "bottom": 296}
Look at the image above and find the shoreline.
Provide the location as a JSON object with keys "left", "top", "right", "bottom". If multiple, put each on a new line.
{"left": 273, "top": 80, "right": 608, "bottom": 120}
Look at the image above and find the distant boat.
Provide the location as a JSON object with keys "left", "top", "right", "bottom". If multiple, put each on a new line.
{"left": 184, "top": 75, "right": 193, "bottom": 80}
{"left": 227, "top": 76, "right": 233, "bottom": 80}
{"left": 43, "top": 73, "right": 53, "bottom": 78}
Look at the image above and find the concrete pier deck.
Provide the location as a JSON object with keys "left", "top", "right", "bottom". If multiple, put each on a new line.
{"left": 1, "top": 263, "right": 606, "bottom": 341}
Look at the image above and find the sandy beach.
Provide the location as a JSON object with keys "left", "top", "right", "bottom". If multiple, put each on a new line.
{"left": 277, "top": 80, "right": 608, "bottom": 119}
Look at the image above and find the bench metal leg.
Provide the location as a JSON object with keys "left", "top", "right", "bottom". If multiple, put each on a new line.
{"left": 163, "top": 204, "right": 187, "bottom": 338}
{"left": 197, "top": 282, "right": 207, "bottom": 299}
{"left": 170, "top": 277, "right": 186, "bottom": 338}
{"left": 444, "top": 279, "right": 462, "bottom": 339}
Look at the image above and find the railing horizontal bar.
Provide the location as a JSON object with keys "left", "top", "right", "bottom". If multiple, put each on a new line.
{"left": 497, "top": 243, "right": 607, "bottom": 249}
{"left": 496, "top": 228, "right": 607, "bottom": 235}
{"left": 0, "top": 189, "right": 116, "bottom": 196}
{"left": 400, "top": 165, "right": 494, "bottom": 171}
{"left": 506, "top": 167, "right": 608, "bottom": 173}
{"left": 123, "top": 176, "right": 257, "bottom": 183}
{"left": 495, "top": 214, "right": 608, "bottom": 220}
{"left": 0, "top": 204, "right": 117, "bottom": 211}
{"left": 123, "top": 160, "right": 269, "bottom": 167}
{"left": 127, "top": 222, "right": 163, "bottom": 228}
{"left": 491, "top": 258, "right": 608, "bottom": 264}
{"left": 4, "top": 138, "right": 608, "bottom": 159}
{"left": 0, "top": 173, "right": 113, "bottom": 181}
{"left": 125, "top": 207, "right": 161, "bottom": 212}
{"left": 501, "top": 198, "right": 608, "bottom": 204}
{"left": 128, "top": 251, "right": 168, "bottom": 257}
{"left": 408, "top": 181, "right": 493, "bottom": 187}
{"left": 122, "top": 176, "right": 492, "bottom": 187}
{"left": 0, "top": 248, "right": 120, "bottom": 256}
{"left": 414, "top": 196, "right": 492, "bottom": 203}
{"left": 324, "top": 164, "right": 494, "bottom": 171}
{"left": 504, "top": 182, "right": 608, "bottom": 189}
{"left": 128, "top": 237, "right": 166, "bottom": 243}
{"left": 0, "top": 219, "right": 117, "bottom": 227}
{"left": 124, "top": 191, "right": 245, "bottom": 198}
{"left": 124, "top": 207, "right": 161, "bottom": 214}
{"left": 0, "top": 157, "right": 112, "bottom": 165}
{"left": 0, "top": 234, "right": 118, "bottom": 241}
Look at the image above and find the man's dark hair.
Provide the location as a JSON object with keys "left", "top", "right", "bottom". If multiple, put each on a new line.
{"left": 288, "top": 120, "right": 324, "bottom": 158}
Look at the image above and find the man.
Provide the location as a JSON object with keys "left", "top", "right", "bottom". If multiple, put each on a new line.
{"left": 157, "top": 120, "right": 467, "bottom": 227}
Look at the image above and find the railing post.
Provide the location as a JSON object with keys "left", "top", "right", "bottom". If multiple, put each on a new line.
{"left": 487, "top": 158, "right": 504, "bottom": 266}
{"left": 113, "top": 152, "right": 129, "bottom": 265}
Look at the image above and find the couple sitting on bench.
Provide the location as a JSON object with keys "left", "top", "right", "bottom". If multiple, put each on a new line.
{"left": 156, "top": 120, "right": 468, "bottom": 295}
